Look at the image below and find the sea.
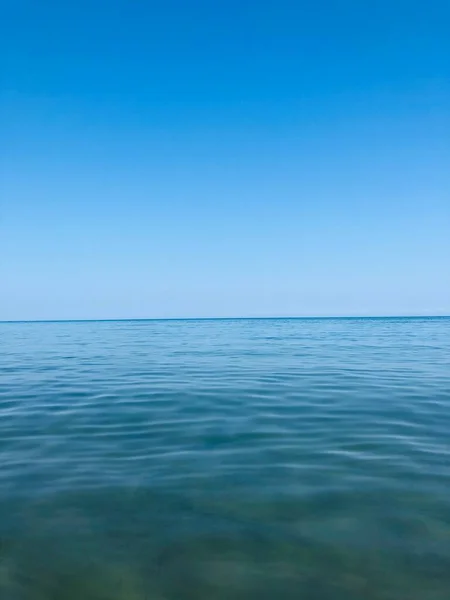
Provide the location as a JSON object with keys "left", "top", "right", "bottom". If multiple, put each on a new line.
{"left": 1, "top": 317, "right": 450, "bottom": 599}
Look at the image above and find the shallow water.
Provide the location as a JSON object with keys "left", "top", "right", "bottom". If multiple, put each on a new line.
{"left": 1, "top": 317, "right": 450, "bottom": 599}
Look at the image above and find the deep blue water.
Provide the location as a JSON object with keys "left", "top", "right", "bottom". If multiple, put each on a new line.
{"left": 1, "top": 317, "right": 450, "bottom": 599}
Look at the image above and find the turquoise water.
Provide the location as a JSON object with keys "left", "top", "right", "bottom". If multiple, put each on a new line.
{"left": 1, "top": 317, "right": 450, "bottom": 599}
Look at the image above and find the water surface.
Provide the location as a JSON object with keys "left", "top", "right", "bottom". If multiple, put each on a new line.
{"left": 1, "top": 317, "right": 450, "bottom": 598}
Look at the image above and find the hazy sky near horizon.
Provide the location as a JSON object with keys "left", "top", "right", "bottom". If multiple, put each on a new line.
{"left": 2, "top": 0, "right": 449, "bottom": 320}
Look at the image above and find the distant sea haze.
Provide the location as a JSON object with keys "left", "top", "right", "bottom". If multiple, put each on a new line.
{"left": 1, "top": 317, "right": 450, "bottom": 599}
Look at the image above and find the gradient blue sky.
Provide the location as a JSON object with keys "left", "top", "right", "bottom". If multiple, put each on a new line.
{"left": 2, "top": 0, "right": 449, "bottom": 320}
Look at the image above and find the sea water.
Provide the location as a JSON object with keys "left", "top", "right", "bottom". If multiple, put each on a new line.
{"left": 1, "top": 317, "right": 449, "bottom": 599}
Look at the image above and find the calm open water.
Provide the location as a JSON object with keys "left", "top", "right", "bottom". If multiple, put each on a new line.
{"left": 1, "top": 317, "right": 450, "bottom": 599}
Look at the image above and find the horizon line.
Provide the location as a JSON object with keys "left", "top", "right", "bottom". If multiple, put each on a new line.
{"left": 1, "top": 315, "right": 449, "bottom": 324}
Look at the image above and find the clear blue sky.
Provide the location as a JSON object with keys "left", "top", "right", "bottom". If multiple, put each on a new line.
{"left": 2, "top": 0, "right": 449, "bottom": 320}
